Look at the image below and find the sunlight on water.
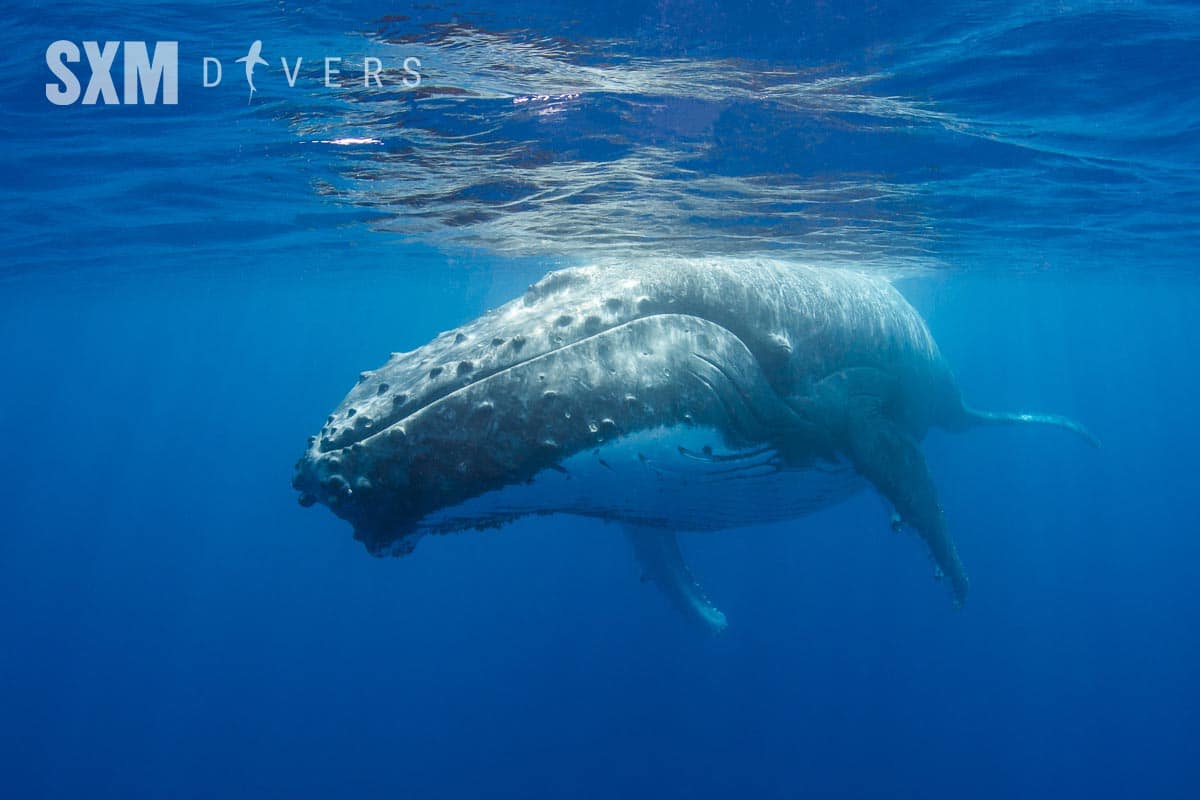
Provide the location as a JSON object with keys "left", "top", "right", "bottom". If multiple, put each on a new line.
{"left": 291, "top": 23, "right": 960, "bottom": 268}
{"left": 262, "top": 4, "right": 1199, "bottom": 272}
{"left": 4, "top": 2, "right": 1197, "bottom": 277}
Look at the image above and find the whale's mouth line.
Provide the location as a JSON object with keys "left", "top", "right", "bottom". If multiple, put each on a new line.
{"left": 324, "top": 312, "right": 744, "bottom": 452}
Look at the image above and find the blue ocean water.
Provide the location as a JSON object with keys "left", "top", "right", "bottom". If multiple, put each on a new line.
{"left": 2, "top": 1, "right": 1198, "bottom": 797}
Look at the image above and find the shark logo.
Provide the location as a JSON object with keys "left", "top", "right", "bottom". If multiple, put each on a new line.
{"left": 235, "top": 40, "right": 268, "bottom": 102}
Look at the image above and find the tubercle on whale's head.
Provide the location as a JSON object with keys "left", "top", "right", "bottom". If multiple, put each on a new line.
{"left": 292, "top": 429, "right": 424, "bottom": 555}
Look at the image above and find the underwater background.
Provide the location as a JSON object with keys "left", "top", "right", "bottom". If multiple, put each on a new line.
{"left": 2, "top": 1, "right": 1198, "bottom": 797}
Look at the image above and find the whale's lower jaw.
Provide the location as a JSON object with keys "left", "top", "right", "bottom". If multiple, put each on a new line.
{"left": 293, "top": 313, "right": 823, "bottom": 555}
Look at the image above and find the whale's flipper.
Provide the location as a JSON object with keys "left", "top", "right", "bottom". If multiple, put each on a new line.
{"left": 807, "top": 368, "right": 969, "bottom": 604}
{"left": 844, "top": 407, "right": 969, "bottom": 604}
{"left": 625, "top": 526, "right": 728, "bottom": 633}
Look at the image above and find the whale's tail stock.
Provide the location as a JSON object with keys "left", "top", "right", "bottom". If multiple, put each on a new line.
{"left": 959, "top": 405, "right": 1101, "bottom": 448}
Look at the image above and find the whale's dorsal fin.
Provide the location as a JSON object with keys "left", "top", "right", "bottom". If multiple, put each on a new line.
{"left": 809, "top": 368, "right": 970, "bottom": 605}
{"left": 624, "top": 526, "right": 728, "bottom": 633}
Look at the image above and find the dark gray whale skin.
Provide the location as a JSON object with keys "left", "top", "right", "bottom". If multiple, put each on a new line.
{"left": 293, "top": 261, "right": 1095, "bottom": 617}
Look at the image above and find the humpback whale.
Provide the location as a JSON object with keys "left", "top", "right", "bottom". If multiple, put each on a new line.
{"left": 293, "top": 261, "right": 1096, "bottom": 630}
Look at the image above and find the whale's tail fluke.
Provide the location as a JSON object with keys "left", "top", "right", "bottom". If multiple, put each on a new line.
{"left": 961, "top": 406, "right": 1100, "bottom": 448}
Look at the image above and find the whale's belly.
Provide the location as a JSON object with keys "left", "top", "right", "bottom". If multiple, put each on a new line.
{"left": 415, "top": 424, "right": 864, "bottom": 534}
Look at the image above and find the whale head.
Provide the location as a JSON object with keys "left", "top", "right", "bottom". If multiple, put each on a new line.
{"left": 291, "top": 263, "right": 835, "bottom": 554}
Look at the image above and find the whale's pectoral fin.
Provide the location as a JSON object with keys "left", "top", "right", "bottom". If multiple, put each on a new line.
{"left": 624, "top": 526, "right": 728, "bottom": 633}
{"left": 845, "top": 410, "right": 969, "bottom": 604}
{"left": 812, "top": 368, "right": 969, "bottom": 605}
